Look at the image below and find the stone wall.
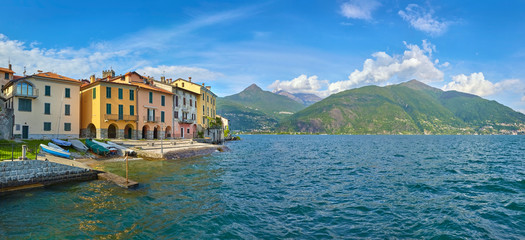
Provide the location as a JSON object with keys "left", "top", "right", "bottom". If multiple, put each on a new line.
{"left": 0, "top": 99, "right": 13, "bottom": 139}
{"left": 0, "top": 160, "right": 98, "bottom": 189}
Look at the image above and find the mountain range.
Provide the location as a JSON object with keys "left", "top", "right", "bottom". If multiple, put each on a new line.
{"left": 274, "top": 90, "right": 322, "bottom": 106}
{"left": 218, "top": 81, "right": 525, "bottom": 134}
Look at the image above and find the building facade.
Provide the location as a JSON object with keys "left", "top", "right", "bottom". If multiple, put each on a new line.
{"left": 112, "top": 72, "right": 173, "bottom": 139}
{"left": 154, "top": 77, "right": 198, "bottom": 139}
{"left": 80, "top": 78, "right": 138, "bottom": 139}
{"left": 171, "top": 78, "right": 217, "bottom": 129}
{"left": 3, "top": 72, "right": 81, "bottom": 139}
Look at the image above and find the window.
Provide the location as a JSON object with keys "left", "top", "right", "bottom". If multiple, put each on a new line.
{"left": 149, "top": 92, "right": 153, "bottom": 103}
{"left": 175, "top": 96, "right": 178, "bottom": 106}
{"left": 18, "top": 99, "right": 32, "bottom": 112}
{"left": 44, "top": 103, "right": 50, "bottom": 115}
{"left": 118, "top": 105, "right": 123, "bottom": 120}
{"left": 44, "top": 122, "right": 51, "bottom": 131}
{"left": 130, "top": 105, "right": 135, "bottom": 116}
{"left": 190, "top": 99, "right": 192, "bottom": 107}
{"left": 17, "top": 82, "right": 34, "bottom": 96}
{"left": 106, "top": 103, "right": 111, "bottom": 114}
{"left": 161, "top": 95, "right": 165, "bottom": 106}
{"left": 16, "top": 124, "right": 20, "bottom": 131}
{"left": 65, "top": 104, "right": 70, "bottom": 116}
{"left": 147, "top": 109, "right": 155, "bottom": 122}
{"left": 106, "top": 87, "right": 111, "bottom": 98}
{"left": 207, "top": 95, "right": 209, "bottom": 102}
{"left": 182, "top": 83, "right": 184, "bottom": 87}
{"left": 64, "top": 123, "right": 71, "bottom": 131}
{"left": 187, "top": 128, "right": 190, "bottom": 134}
{"left": 4, "top": 73, "right": 8, "bottom": 79}
{"left": 118, "top": 88, "right": 123, "bottom": 99}
{"left": 130, "top": 89, "right": 134, "bottom": 100}
{"left": 45, "top": 85, "right": 51, "bottom": 96}
{"left": 65, "top": 88, "right": 70, "bottom": 98}
{"left": 93, "top": 88, "right": 96, "bottom": 99}
{"left": 183, "top": 97, "right": 186, "bottom": 105}
{"left": 203, "top": 105, "right": 205, "bottom": 112}
{"left": 174, "top": 111, "right": 178, "bottom": 118}
{"left": 202, "top": 94, "right": 204, "bottom": 100}
{"left": 161, "top": 111, "right": 165, "bottom": 122}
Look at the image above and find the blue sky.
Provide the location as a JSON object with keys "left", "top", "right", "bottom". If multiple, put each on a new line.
{"left": 1, "top": 0, "right": 525, "bottom": 112}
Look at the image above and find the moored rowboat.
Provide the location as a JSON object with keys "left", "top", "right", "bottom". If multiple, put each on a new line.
{"left": 52, "top": 138, "right": 72, "bottom": 147}
{"left": 68, "top": 139, "right": 88, "bottom": 152}
{"left": 85, "top": 139, "right": 110, "bottom": 156}
{"left": 40, "top": 144, "right": 71, "bottom": 158}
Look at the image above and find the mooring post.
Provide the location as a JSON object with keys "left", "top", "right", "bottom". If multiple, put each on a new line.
{"left": 21, "top": 145, "right": 27, "bottom": 160}
{"left": 125, "top": 153, "right": 129, "bottom": 184}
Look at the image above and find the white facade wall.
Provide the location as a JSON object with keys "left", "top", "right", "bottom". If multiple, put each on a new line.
{"left": 11, "top": 77, "right": 81, "bottom": 139}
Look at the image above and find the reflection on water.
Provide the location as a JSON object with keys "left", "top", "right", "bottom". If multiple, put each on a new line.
{"left": 1, "top": 135, "right": 525, "bottom": 239}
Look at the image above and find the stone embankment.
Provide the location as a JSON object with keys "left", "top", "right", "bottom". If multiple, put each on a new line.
{"left": 0, "top": 159, "right": 98, "bottom": 192}
{"left": 109, "top": 139, "right": 228, "bottom": 160}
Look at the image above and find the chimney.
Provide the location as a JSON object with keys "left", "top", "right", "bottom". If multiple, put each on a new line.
{"left": 8, "top": 63, "right": 12, "bottom": 70}
{"left": 161, "top": 76, "right": 166, "bottom": 83}
{"left": 202, "top": 83, "right": 205, "bottom": 86}
{"left": 206, "top": 86, "right": 211, "bottom": 90}
{"left": 90, "top": 74, "right": 95, "bottom": 83}
{"left": 189, "top": 77, "right": 192, "bottom": 82}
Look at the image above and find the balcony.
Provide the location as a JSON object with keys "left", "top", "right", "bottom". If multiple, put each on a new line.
{"left": 6, "top": 89, "right": 39, "bottom": 99}
{"left": 179, "top": 118, "right": 195, "bottom": 124}
{"left": 143, "top": 116, "right": 160, "bottom": 123}
{"left": 104, "top": 114, "right": 138, "bottom": 121}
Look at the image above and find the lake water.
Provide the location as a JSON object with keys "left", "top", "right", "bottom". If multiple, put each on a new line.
{"left": 1, "top": 135, "right": 525, "bottom": 239}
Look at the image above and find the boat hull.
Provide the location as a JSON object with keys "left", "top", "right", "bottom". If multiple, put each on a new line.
{"left": 52, "top": 138, "right": 72, "bottom": 147}
{"left": 40, "top": 144, "right": 71, "bottom": 158}
{"left": 85, "top": 139, "right": 110, "bottom": 156}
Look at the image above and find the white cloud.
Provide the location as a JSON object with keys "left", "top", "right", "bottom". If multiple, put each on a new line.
{"left": 398, "top": 4, "right": 450, "bottom": 36}
{"left": 136, "top": 65, "right": 223, "bottom": 82}
{"left": 269, "top": 74, "right": 329, "bottom": 96}
{"left": 327, "top": 40, "right": 444, "bottom": 94}
{"left": 340, "top": 0, "right": 380, "bottom": 20}
{"left": 522, "top": 96, "right": 525, "bottom": 102}
{"left": 442, "top": 72, "right": 521, "bottom": 96}
{"left": 0, "top": 34, "right": 135, "bottom": 79}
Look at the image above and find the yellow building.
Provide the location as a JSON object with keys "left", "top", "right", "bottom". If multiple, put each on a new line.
{"left": 80, "top": 78, "right": 138, "bottom": 139}
{"left": 171, "top": 77, "right": 217, "bottom": 129}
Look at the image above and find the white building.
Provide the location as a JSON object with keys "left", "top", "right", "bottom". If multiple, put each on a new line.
{"left": 2, "top": 72, "right": 82, "bottom": 139}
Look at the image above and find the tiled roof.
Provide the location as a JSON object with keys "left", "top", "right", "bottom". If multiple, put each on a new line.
{"left": 35, "top": 72, "right": 80, "bottom": 83}
{"left": 132, "top": 82, "right": 173, "bottom": 95}
{"left": 13, "top": 75, "right": 23, "bottom": 80}
{"left": 0, "top": 67, "right": 14, "bottom": 73}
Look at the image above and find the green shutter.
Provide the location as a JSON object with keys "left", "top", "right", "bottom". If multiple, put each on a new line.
{"left": 44, "top": 122, "right": 51, "bottom": 131}
{"left": 44, "top": 103, "right": 50, "bottom": 115}
{"left": 161, "top": 111, "right": 165, "bottom": 122}
{"left": 93, "top": 88, "right": 96, "bottom": 99}
{"left": 106, "top": 87, "right": 111, "bottom": 98}
{"left": 18, "top": 99, "right": 32, "bottom": 112}
{"left": 161, "top": 96, "right": 165, "bottom": 106}
{"left": 65, "top": 88, "right": 70, "bottom": 98}
{"left": 130, "top": 105, "right": 134, "bottom": 116}
{"left": 118, "top": 105, "right": 123, "bottom": 120}
{"left": 64, "top": 123, "right": 71, "bottom": 131}
{"left": 65, "top": 104, "right": 70, "bottom": 115}
{"left": 130, "top": 89, "right": 134, "bottom": 100}
{"left": 106, "top": 103, "right": 111, "bottom": 114}
{"left": 149, "top": 92, "right": 153, "bottom": 103}
{"left": 118, "top": 88, "right": 123, "bottom": 99}
{"left": 45, "top": 86, "right": 51, "bottom": 96}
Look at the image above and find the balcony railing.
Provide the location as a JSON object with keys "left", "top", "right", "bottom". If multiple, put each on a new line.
{"left": 179, "top": 118, "right": 195, "bottom": 124}
{"left": 6, "top": 89, "right": 39, "bottom": 99}
{"left": 143, "top": 116, "right": 160, "bottom": 123}
{"left": 105, "top": 114, "right": 138, "bottom": 121}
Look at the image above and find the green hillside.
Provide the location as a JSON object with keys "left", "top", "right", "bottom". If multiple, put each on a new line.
{"left": 279, "top": 80, "right": 525, "bottom": 134}
{"left": 217, "top": 84, "right": 305, "bottom": 131}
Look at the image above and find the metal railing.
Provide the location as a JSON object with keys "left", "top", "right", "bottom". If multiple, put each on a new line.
{"left": 0, "top": 143, "right": 40, "bottom": 161}
{"left": 105, "top": 114, "right": 138, "bottom": 121}
{"left": 143, "top": 116, "right": 160, "bottom": 123}
{"left": 5, "top": 89, "right": 39, "bottom": 99}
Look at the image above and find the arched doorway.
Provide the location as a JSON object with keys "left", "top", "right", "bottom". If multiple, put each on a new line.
{"left": 87, "top": 123, "right": 96, "bottom": 138}
{"left": 153, "top": 126, "right": 159, "bottom": 139}
{"left": 124, "top": 124, "right": 133, "bottom": 139}
{"left": 165, "top": 126, "right": 172, "bottom": 139}
{"left": 108, "top": 124, "right": 118, "bottom": 139}
{"left": 142, "top": 125, "right": 149, "bottom": 139}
